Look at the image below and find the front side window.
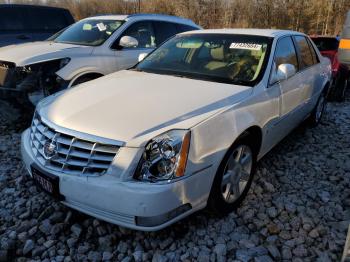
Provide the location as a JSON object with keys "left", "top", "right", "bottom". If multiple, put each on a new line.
{"left": 136, "top": 34, "right": 272, "bottom": 85}
{"left": 295, "top": 36, "right": 315, "bottom": 68}
{"left": 273, "top": 36, "right": 299, "bottom": 72}
{"left": 119, "top": 21, "right": 156, "bottom": 49}
{"left": 53, "top": 19, "right": 124, "bottom": 46}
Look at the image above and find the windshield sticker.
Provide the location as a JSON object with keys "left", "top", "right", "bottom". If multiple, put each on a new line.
{"left": 230, "top": 43, "right": 262, "bottom": 50}
{"left": 96, "top": 23, "right": 107, "bottom": 32}
{"left": 83, "top": 24, "right": 92, "bottom": 31}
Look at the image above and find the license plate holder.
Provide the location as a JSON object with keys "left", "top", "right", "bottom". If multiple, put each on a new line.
{"left": 31, "top": 165, "right": 64, "bottom": 200}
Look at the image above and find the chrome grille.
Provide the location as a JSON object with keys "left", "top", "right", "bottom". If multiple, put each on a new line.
{"left": 30, "top": 115, "right": 119, "bottom": 176}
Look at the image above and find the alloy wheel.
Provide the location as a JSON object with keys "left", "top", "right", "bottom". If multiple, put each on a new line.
{"left": 221, "top": 145, "right": 253, "bottom": 204}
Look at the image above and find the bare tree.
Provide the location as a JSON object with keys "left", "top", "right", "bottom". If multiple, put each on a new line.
{"left": 3, "top": 0, "right": 350, "bottom": 35}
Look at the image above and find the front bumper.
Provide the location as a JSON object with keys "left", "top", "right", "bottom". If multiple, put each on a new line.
{"left": 21, "top": 128, "right": 209, "bottom": 231}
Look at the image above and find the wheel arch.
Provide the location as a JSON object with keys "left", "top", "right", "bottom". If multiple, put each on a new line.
{"left": 207, "top": 125, "right": 262, "bottom": 212}
{"left": 69, "top": 72, "right": 104, "bottom": 87}
{"left": 236, "top": 125, "right": 263, "bottom": 157}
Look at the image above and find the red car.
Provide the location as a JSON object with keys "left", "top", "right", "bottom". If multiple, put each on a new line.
{"left": 311, "top": 36, "right": 349, "bottom": 101}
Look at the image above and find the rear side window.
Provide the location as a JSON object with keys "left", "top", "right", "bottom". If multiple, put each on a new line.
{"left": 153, "top": 21, "right": 178, "bottom": 45}
{"left": 26, "top": 9, "right": 70, "bottom": 31}
{"left": 0, "top": 7, "right": 70, "bottom": 32}
{"left": 273, "top": 36, "right": 299, "bottom": 72}
{"left": 306, "top": 38, "right": 319, "bottom": 64}
{"left": 0, "top": 8, "right": 25, "bottom": 31}
{"left": 294, "top": 36, "right": 315, "bottom": 68}
{"left": 176, "top": 24, "right": 198, "bottom": 33}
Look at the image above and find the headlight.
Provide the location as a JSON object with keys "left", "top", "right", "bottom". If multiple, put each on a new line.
{"left": 59, "top": 58, "right": 71, "bottom": 69}
{"left": 134, "top": 130, "right": 191, "bottom": 182}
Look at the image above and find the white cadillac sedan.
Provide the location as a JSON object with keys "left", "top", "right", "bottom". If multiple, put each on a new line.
{"left": 21, "top": 29, "right": 331, "bottom": 231}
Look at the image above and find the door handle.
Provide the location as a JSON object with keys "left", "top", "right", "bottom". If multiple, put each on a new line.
{"left": 17, "top": 34, "right": 31, "bottom": 40}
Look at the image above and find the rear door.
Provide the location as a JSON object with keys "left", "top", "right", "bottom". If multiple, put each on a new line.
{"left": 293, "top": 35, "right": 322, "bottom": 113}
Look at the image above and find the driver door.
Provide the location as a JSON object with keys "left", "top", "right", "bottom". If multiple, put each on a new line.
{"left": 269, "top": 36, "right": 304, "bottom": 140}
{"left": 111, "top": 21, "right": 157, "bottom": 70}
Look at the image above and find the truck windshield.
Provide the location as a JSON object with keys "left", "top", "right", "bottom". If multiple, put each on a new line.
{"left": 53, "top": 19, "right": 124, "bottom": 46}
{"left": 311, "top": 37, "right": 339, "bottom": 51}
{"left": 136, "top": 34, "right": 272, "bottom": 86}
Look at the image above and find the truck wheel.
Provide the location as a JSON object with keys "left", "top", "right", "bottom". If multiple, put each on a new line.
{"left": 308, "top": 91, "right": 326, "bottom": 127}
{"left": 208, "top": 139, "right": 256, "bottom": 214}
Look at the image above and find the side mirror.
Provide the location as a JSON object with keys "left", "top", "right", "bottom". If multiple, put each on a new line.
{"left": 119, "top": 36, "right": 138, "bottom": 48}
{"left": 271, "top": 63, "right": 296, "bottom": 84}
{"left": 138, "top": 53, "right": 148, "bottom": 62}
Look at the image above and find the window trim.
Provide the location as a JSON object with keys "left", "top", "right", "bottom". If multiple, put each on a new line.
{"left": 268, "top": 35, "right": 300, "bottom": 86}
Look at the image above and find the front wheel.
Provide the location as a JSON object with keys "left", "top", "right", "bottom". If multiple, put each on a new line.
{"left": 208, "top": 141, "right": 256, "bottom": 214}
{"left": 308, "top": 91, "right": 327, "bottom": 127}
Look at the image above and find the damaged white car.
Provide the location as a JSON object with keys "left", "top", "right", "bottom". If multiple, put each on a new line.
{"left": 21, "top": 29, "right": 331, "bottom": 231}
{"left": 0, "top": 14, "right": 200, "bottom": 105}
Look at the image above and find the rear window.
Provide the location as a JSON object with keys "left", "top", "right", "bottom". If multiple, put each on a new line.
{"left": 153, "top": 21, "right": 178, "bottom": 45}
{"left": 26, "top": 8, "right": 71, "bottom": 31}
{"left": 176, "top": 24, "right": 199, "bottom": 33}
{"left": 0, "top": 6, "right": 71, "bottom": 32}
{"left": 311, "top": 37, "right": 339, "bottom": 51}
{"left": 0, "top": 8, "right": 24, "bottom": 31}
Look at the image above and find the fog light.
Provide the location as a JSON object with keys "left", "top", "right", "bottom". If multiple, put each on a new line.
{"left": 135, "top": 204, "right": 192, "bottom": 227}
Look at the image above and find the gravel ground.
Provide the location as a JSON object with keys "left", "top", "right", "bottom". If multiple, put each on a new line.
{"left": 0, "top": 94, "right": 349, "bottom": 262}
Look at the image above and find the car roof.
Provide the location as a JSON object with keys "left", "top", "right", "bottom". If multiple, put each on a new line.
{"left": 310, "top": 35, "right": 337, "bottom": 39}
{"left": 84, "top": 13, "right": 199, "bottom": 27}
{"left": 180, "top": 28, "right": 305, "bottom": 38}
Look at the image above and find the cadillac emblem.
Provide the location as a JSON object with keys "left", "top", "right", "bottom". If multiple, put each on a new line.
{"left": 43, "top": 137, "right": 58, "bottom": 160}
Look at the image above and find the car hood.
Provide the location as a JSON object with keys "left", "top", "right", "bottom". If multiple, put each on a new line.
{"left": 0, "top": 41, "right": 93, "bottom": 66}
{"left": 38, "top": 70, "right": 252, "bottom": 147}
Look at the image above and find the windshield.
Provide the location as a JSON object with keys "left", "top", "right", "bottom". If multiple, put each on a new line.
{"left": 311, "top": 37, "right": 339, "bottom": 51}
{"left": 136, "top": 34, "right": 272, "bottom": 85}
{"left": 53, "top": 19, "right": 124, "bottom": 46}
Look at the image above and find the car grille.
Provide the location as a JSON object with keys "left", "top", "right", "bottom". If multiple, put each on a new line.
{"left": 30, "top": 114, "right": 120, "bottom": 176}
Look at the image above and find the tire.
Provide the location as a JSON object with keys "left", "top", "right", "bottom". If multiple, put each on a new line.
{"left": 208, "top": 138, "right": 256, "bottom": 214}
{"left": 329, "top": 74, "right": 347, "bottom": 102}
{"left": 308, "top": 91, "right": 327, "bottom": 127}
